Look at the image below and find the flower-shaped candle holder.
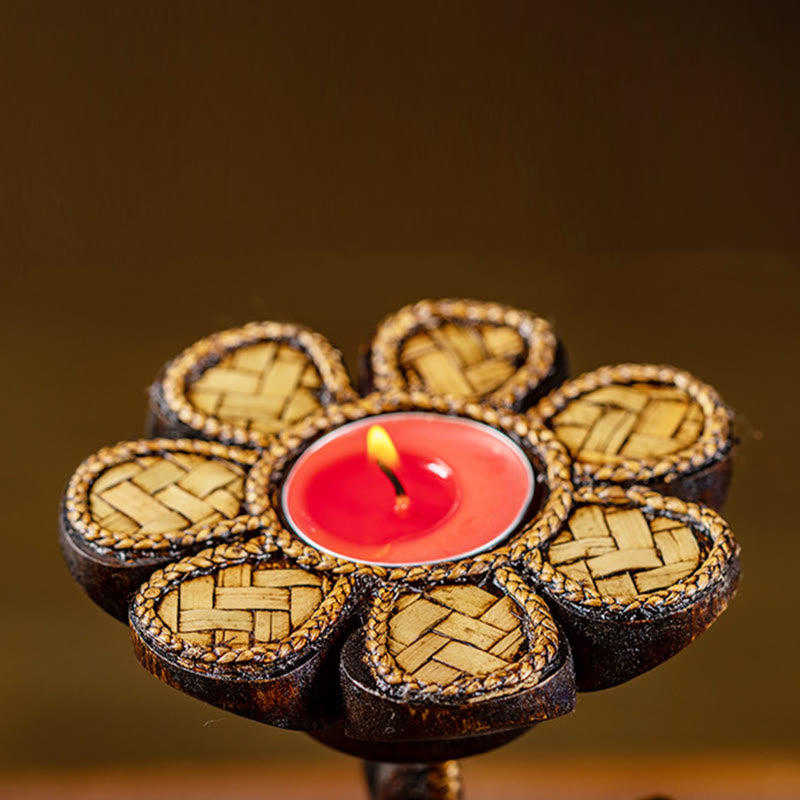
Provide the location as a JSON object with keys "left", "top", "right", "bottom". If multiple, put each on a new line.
{"left": 61, "top": 299, "right": 740, "bottom": 798}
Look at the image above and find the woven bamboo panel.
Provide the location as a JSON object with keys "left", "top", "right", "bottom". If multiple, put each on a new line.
{"left": 387, "top": 585, "right": 525, "bottom": 685}
{"left": 158, "top": 563, "right": 330, "bottom": 647}
{"left": 89, "top": 453, "right": 246, "bottom": 539}
{"left": 399, "top": 323, "right": 527, "bottom": 399}
{"left": 550, "top": 383, "right": 704, "bottom": 464}
{"left": 187, "top": 342, "right": 323, "bottom": 435}
{"left": 548, "top": 505, "right": 706, "bottom": 600}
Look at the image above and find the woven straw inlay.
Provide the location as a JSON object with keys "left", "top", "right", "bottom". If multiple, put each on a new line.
{"left": 548, "top": 505, "right": 705, "bottom": 600}
{"left": 89, "top": 453, "right": 245, "bottom": 540}
{"left": 387, "top": 585, "right": 525, "bottom": 684}
{"left": 399, "top": 323, "right": 527, "bottom": 399}
{"left": 157, "top": 564, "right": 330, "bottom": 647}
{"left": 551, "top": 383, "right": 703, "bottom": 464}
{"left": 187, "top": 342, "right": 323, "bottom": 435}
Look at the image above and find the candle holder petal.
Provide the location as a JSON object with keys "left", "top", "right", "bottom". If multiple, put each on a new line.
{"left": 149, "top": 321, "right": 357, "bottom": 448}
{"left": 364, "top": 298, "right": 566, "bottom": 411}
{"left": 129, "top": 533, "right": 357, "bottom": 729}
{"left": 523, "top": 485, "right": 740, "bottom": 690}
{"left": 534, "top": 363, "right": 734, "bottom": 510}
{"left": 337, "top": 568, "right": 575, "bottom": 754}
{"left": 60, "top": 437, "right": 261, "bottom": 620}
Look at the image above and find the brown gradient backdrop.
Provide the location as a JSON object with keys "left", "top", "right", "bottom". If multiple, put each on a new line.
{"left": 0, "top": 0, "right": 798, "bottom": 779}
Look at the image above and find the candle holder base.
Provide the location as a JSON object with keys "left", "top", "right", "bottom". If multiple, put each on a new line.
{"left": 59, "top": 299, "right": 739, "bottom": 800}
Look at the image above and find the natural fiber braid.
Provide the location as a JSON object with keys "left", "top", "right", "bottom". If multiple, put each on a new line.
{"left": 364, "top": 568, "right": 561, "bottom": 700}
{"left": 64, "top": 438, "right": 259, "bottom": 552}
{"left": 130, "top": 529, "right": 355, "bottom": 669}
{"left": 524, "top": 485, "right": 739, "bottom": 617}
{"left": 534, "top": 363, "right": 733, "bottom": 484}
{"left": 246, "top": 390, "right": 574, "bottom": 583}
{"left": 369, "top": 298, "right": 558, "bottom": 410}
{"left": 159, "top": 321, "right": 357, "bottom": 448}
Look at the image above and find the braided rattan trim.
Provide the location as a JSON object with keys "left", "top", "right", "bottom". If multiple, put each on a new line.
{"left": 534, "top": 363, "right": 732, "bottom": 484}
{"left": 369, "top": 299, "right": 558, "bottom": 410}
{"left": 524, "top": 485, "right": 739, "bottom": 617}
{"left": 64, "top": 438, "right": 259, "bottom": 553}
{"left": 364, "top": 568, "right": 561, "bottom": 700}
{"left": 159, "top": 322, "right": 357, "bottom": 448}
{"left": 245, "top": 390, "right": 574, "bottom": 583}
{"left": 131, "top": 531, "right": 354, "bottom": 668}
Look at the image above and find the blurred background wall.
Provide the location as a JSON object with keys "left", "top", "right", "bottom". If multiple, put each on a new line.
{"left": 0, "top": 0, "right": 798, "bottom": 778}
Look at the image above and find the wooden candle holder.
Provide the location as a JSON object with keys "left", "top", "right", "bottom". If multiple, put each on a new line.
{"left": 60, "top": 299, "right": 740, "bottom": 799}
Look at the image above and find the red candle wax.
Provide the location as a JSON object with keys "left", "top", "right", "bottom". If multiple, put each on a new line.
{"left": 281, "top": 413, "right": 534, "bottom": 566}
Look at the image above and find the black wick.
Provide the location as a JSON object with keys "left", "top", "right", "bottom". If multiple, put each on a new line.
{"left": 376, "top": 460, "right": 407, "bottom": 498}
{"left": 376, "top": 460, "right": 410, "bottom": 510}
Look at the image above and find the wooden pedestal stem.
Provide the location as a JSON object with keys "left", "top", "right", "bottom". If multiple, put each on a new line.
{"left": 362, "top": 759, "right": 676, "bottom": 800}
{"left": 364, "top": 760, "right": 463, "bottom": 800}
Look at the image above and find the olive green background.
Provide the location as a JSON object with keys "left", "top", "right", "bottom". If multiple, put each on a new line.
{"left": 1, "top": 0, "right": 798, "bottom": 775}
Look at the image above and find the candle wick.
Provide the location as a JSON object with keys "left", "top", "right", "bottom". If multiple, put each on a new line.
{"left": 376, "top": 460, "right": 410, "bottom": 511}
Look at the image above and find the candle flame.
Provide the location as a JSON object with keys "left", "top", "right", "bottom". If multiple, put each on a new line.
{"left": 367, "top": 425, "right": 401, "bottom": 469}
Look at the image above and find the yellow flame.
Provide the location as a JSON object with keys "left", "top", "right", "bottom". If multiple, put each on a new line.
{"left": 367, "top": 424, "right": 400, "bottom": 469}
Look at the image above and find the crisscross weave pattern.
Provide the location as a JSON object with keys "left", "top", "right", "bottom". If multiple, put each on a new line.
{"left": 548, "top": 504, "right": 705, "bottom": 600}
{"left": 550, "top": 383, "right": 703, "bottom": 464}
{"left": 386, "top": 584, "right": 526, "bottom": 686}
{"left": 157, "top": 562, "right": 330, "bottom": 648}
{"left": 89, "top": 452, "right": 246, "bottom": 544}
{"left": 187, "top": 342, "right": 323, "bottom": 435}
{"left": 400, "top": 322, "right": 527, "bottom": 399}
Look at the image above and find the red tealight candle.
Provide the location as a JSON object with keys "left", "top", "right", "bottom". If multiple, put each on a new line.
{"left": 282, "top": 413, "right": 534, "bottom": 566}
